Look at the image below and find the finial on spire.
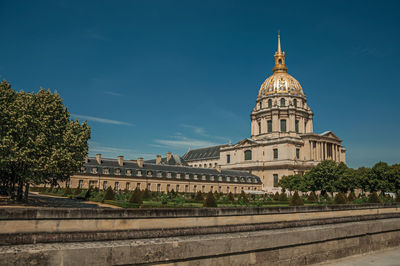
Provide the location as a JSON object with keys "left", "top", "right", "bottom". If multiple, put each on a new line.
{"left": 277, "top": 30, "right": 282, "bottom": 54}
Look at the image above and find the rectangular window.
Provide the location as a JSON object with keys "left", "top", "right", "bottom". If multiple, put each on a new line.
{"left": 147, "top": 183, "right": 151, "bottom": 190}
{"left": 137, "top": 183, "right": 141, "bottom": 189}
{"left": 103, "top": 181, "right": 107, "bottom": 190}
{"left": 267, "top": 120, "right": 272, "bottom": 133}
{"left": 66, "top": 179, "right": 70, "bottom": 188}
{"left": 78, "top": 180, "right": 83, "bottom": 189}
{"left": 193, "top": 185, "right": 197, "bottom": 192}
{"left": 258, "top": 121, "right": 261, "bottom": 135}
{"left": 185, "top": 184, "right": 189, "bottom": 193}
{"left": 227, "top": 154, "right": 231, "bottom": 163}
{"left": 296, "top": 148, "right": 300, "bottom": 159}
{"left": 295, "top": 120, "right": 299, "bottom": 133}
{"left": 167, "top": 184, "right": 170, "bottom": 192}
{"left": 273, "top": 174, "right": 279, "bottom": 187}
{"left": 89, "top": 180, "right": 96, "bottom": 188}
{"left": 157, "top": 184, "right": 161, "bottom": 192}
{"left": 210, "top": 186, "right": 213, "bottom": 192}
{"left": 114, "top": 182, "right": 119, "bottom": 190}
{"left": 202, "top": 185, "right": 205, "bottom": 192}
{"left": 273, "top": 148, "right": 278, "bottom": 159}
{"left": 126, "top": 182, "right": 130, "bottom": 190}
{"left": 280, "top": 119, "right": 286, "bottom": 132}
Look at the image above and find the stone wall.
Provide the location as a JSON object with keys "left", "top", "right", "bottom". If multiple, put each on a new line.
{"left": 1, "top": 204, "right": 400, "bottom": 265}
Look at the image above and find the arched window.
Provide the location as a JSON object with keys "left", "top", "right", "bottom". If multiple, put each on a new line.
{"left": 244, "top": 150, "right": 252, "bottom": 161}
{"left": 258, "top": 121, "right": 261, "bottom": 135}
{"left": 268, "top": 99, "right": 272, "bottom": 108}
{"left": 259, "top": 101, "right": 262, "bottom": 109}
{"left": 293, "top": 99, "right": 297, "bottom": 107}
{"left": 278, "top": 59, "right": 282, "bottom": 65}
{"left": 280, "top": 98, "right": 285, "bottom": 107}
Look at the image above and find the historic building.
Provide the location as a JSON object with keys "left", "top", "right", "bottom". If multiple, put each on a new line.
{"left": 183, "top": 34, "right": 346, "bottom": 192}
{"left": 67, "top": 153, "right": 262, "bottom": 193}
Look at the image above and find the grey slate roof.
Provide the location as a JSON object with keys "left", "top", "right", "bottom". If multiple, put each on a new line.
{"left": 145, "top": 154, "right": 189, "bottom": 166}
{"left": 182, "top": 144, "right": 230, "bottom": 162}
{"left": 79, "top": 157, "right": 261, "bottom": 184}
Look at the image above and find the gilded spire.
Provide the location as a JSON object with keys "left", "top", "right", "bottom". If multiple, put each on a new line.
{"left": 277, "top": 30, "right": 282, "bottom": 54}
{"left": 272, "top": 32, "right": 288, "bottom": 73}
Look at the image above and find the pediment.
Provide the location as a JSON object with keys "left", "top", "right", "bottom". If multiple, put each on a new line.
{"left": 234, "top": 138, "right": 259, "bottom": 147}
{"left": 320, "top": 131, "right": 341, "bottom": 141}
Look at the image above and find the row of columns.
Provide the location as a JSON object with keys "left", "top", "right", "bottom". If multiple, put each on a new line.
{"left": 309, "top": 141, "right": 341, "bottom": 162}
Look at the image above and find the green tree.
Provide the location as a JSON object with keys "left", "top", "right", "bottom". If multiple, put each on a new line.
{"left": 0, "top": 80, "right": 90, "bottom": 201}
{"left": 129, "top": 187, "right": 143, "bottom": 205}
{"left": 289, "top": 191, "right": 304, "bottom": 206}
{"left": 278, "top": 174, "right": 306, "bottom": 193}
{"left": 304, "top": 160, "right": 341, "bottom": 196}
{"left": 203, "top": 191, "right": 217, "bottom": 207}
{"left": 355, "top": 167, "right": 372, "bottom": 193}
{"left": 103, "top": 186, "right": 115, "bottom": 200}
{"left": 335, "top": 167, "right": 357, "bottom": 193}
{"left": 389, "top": 164, "right": 400, "bottom": 194}
{"left": 369, "top": 162, "right": 391, "bottom": 193}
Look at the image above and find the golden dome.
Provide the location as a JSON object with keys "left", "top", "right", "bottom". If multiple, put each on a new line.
{"left": 258, "top": 33, "right": 304, "bottom": 97}
{"left": 258, "top": 72, "right": 303, "bottom": 97}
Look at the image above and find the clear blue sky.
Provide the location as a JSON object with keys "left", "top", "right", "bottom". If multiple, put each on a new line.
{"left": 1, "top": 0, "right": 399, "bottom": 168}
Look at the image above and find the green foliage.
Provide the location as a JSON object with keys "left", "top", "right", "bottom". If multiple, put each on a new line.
{"left": 368, "top": 192, "right": 381, "bottom": 203}
{"left": 74, "top": 188, "right": 82, "bottom": 195}
{"left": 289, "top": 191, "right": 304, "bottom": 206}
{"left": 227, "top": 192, "right": 235, "bottom": 202}
{"left": 238, "top": 191, "right": 249, "bottom": 205}
{"left": 307, "top": 191, "right": 318, "bottom": 202}
{"left": 103, "top": 186, "right": 115, "bottom": 200}
{"left": 304, "top": 160, "right": 342, "bottom": 195}
{"left": 142, "top": 188, "right": 152, "bottom": 200}
{"left": 194, "top": 191, "right": 203, "bottom": 201}
{"left": 273, "top": 192, "right": 280, "bottom": 201}
{"left": 161, "top": 195, "right": 168, "bottom": 205}
{"left": 0, "top": 80, "right": 90, "bottom": 200}
{"left": 129, "top": 188, "right": 143, "bottom": 205}
{"left": 278, "top": 174, "right": 306, "bottom": 192}
{"left": 203, "top": 191, "right": 217, "bottom": 207}
{"left": 84, "top": 188, "right": 91, "bottom": 200}
{"left": 334, "top": 192, "right": 348, "bottom": 204}
{"left": 396, "top": 193, "right": 400, "bottom": 203}
{"left": 278, "top": 192, "right": 288, "bottom": 202}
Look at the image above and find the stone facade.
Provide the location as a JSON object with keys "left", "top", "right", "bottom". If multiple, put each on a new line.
{"left": 183, "top": 34, "right": 346, "bottom": 192}
{"left": 65, "top": 153, "right": 262, "bottom": 193}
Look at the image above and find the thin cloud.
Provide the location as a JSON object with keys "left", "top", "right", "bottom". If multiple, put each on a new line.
{"left": 72, "top": 114, "right": 133, "bottom": 126}
{"left": 89, "top": 141, "right": 155, "bottom": 159}
{"left": 180, "top": 124, "right": 229, "bottom": 142}
{"left": 104, "top": 91, "right": 122, "bottom": 97}
{"left": 154, "top": 135, "right": 219, "bottom": 149}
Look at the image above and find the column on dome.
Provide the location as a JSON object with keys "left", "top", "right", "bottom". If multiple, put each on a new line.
{"left": 289, "top": 111, "right": 295, "bottom": 133}
{"left": 272, "top": 110, "right": 279, "bottom": 134}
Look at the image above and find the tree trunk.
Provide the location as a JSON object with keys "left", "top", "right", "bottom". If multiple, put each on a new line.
{"left": 24, "top": 183, "right": 30, "bottom": 202}
{"left": 17, "top": 179, "right": 23, "bottom": 201}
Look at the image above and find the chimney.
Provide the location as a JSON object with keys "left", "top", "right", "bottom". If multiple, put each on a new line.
{"left": 166, "top": 152, "right": 172, "bottom": 162}
{"left": 117, "top": 155, "right": 124, "bottom": 166}
{"left": 137, "top": 157, "right": 144, "bottom": 168}
{"left": 84, "top": 155, "right": 89, "bottom": 163}
{"left": 156, "top": 155, "right": 162, "bottom": 165}
{"left": 96, "top": 154, "right": 101, "bottom": 165}
{"left": 216, "top": 165, "right": 222, "bottom": 173}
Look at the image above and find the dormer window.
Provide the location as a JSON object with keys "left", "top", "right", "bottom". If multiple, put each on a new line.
{"left": 176, "top": 173, "right": 180, "bottom": 179}
{"left": 126, "top": 169, "right": 132, "bottom": 176}
{"left": 244, "top": 150, "right": 252, "bottom": 160}
{"left": 167, "top": 172, "right": 172, "bottom": 178}
{"left": 157, "top": 172, "right": 162, "bottom": 177}
{"left": 147, "top": 171, "right": 152, "bottom": 177}
{"left": 115, "top": 169, "right": 121, "bottom": 175}
{"left": 91, "top": 168, "right": 98, "bottom": 174}
{"left": 80, "top": 167, "right": 86, "bottom": 173}
{"left": 137, "top": 170, "right": 142, "bottom": 176}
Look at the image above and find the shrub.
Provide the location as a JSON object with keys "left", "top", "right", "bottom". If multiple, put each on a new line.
{"left": 203, "top": 191, "right": 217, "bottom": 207}
{"left": 168, "top": 189, "right": 177, "bottom": 198}
{"left": 129, "top": 188, "right": 143, "bottom": 205}
{"left": 63, "top": 187, "right": 72, "bottom": 196}
{"left": 74, "top": 188, "right": 82, "bottom": 195}
{"left": 227, "top": 192, "right": 235, "bottom": 202}
{"left": 334, "top": 192, "right": 348, "bottom": 204}
{"left": 238, "top": 191, "right": 249, "bottom": 205}
{"left": 161, "top": 195, "right": 168, "bottom": 205}
{"left": 84, "top": 188, "right": 91, "bottom": 200}
{"left": 142, "top": 188, "right": 152, "bottom": 200}
{"left": 194, "top": 191, "right": 203, "bottom": 201}
{"left": 289, "top": 191, "right": 304, "bottom": 206}
{"left": 368, "top": 192, "right": 381, "bottom": 203}
{"left": 307, "top": 191, "right": 317, "bottom": 202}
{"left": 278, "top": 192, "right": 288, "bottom": 202}
{"left": 103, "top": 186, "right": 115, "bottom": 200}
{"left": 213, "top": 191, "right": 220, "bottom": 200}
{"left": 348, "top": 191, "right": 356, "bottom": 202}
{"left": 273, "top": 192, "right": 280, "bottom": 201}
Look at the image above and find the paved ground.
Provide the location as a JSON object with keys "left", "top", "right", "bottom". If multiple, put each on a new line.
{"left": 314, "top": 247, "right": 400, "bottom": 266}
{"left": 0, "top": 193, "right": 106, "bottom": 208}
